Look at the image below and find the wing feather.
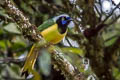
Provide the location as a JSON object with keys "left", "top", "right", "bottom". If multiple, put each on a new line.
{"left": 38, "top": 19, "right": 55, "bottom": 32}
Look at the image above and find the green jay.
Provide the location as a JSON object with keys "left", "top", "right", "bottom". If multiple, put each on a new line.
{"left": 21, "top": 16, "right": 72, "bottom": 77}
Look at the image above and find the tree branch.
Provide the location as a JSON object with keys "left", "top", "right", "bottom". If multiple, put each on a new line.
{"left": 49, "top": 46, "right": 85, "bottom": 80}
{"left": 4, "top": 0, "right": 43, "bottom": 42}
{"left": 84, "top": 2, "right": 120, "bottom": 38}
{"left": 2, "top": 0, "right": 85, "bottom": 80}
{"left": 102, "top": 2, "right": 120, "bottom": 23}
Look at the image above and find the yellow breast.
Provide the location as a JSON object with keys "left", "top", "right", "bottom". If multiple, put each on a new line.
{"left": 40, "top": 24, "right": 67, "bottom": 44}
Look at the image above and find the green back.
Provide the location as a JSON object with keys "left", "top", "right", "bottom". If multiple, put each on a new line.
{"left": 38, "top": 19, "right": 55, "bottom": 32}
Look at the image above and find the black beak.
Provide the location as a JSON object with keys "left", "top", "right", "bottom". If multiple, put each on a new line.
{"left": 66, "top": 19, "right": 73, "bottom": 22}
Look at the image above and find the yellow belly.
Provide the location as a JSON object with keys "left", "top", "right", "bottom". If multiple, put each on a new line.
{"left": 40, "top": 24, "right": 67, "bottom": 44}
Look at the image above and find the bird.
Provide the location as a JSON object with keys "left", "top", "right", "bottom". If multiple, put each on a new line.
{"left": 21, "top": 16, "right": 72, "bottom": 78}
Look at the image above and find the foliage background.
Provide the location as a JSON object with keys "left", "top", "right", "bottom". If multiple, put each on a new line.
{"left": 0, "top": 0, "right": 120, "bottom": 80}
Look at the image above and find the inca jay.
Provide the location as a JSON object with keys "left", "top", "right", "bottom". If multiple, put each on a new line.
{"left": 21, "top": 16, "right": 72, "bottom": 77}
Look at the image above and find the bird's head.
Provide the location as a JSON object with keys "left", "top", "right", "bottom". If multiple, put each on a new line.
{"left": 56, "top": 16, "right": 72, "bottom": 33}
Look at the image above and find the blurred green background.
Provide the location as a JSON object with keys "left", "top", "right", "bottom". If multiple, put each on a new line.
{"left": 0, "top": 0, "right": 120, "bottom": 80}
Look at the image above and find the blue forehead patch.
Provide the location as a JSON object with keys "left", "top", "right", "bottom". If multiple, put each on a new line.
{"left": 62, "top": 20, "right": 67, "bottom": 25}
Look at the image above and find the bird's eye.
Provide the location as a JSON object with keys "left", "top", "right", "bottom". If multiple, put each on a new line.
{"left": 62, "top": 17, "right": 65, "bottom": 21}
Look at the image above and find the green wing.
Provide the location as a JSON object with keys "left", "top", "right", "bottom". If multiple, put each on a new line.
{"left": 38, "top": 19, "right": 55, "bottom": 32}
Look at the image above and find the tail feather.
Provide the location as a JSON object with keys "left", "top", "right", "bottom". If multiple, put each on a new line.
{"left": 21, "top": 70, "right": 29, "bottom": 78}
{"left": 21, "top": 44, "right": 39, "bottom": 77}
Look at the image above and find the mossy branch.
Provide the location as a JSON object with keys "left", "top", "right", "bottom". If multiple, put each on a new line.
{"left": 3, "top": 0, "right": 85, "bottom": 80}
{"left": 4, "top": 0, "right": 43, "bottom": 42}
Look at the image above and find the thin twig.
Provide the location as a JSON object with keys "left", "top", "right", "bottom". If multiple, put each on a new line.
{"left": 107, "top": 15, "right": 120, "bottom": 26}
{"left": 66, "top": 37, "right": 73, "bottom": 47}
{"left": 98, "top": 0, "right": 103, "bottom": 20}
{"left": 94, "top": 5, "right": 101, "bottom": 18}
{"left": 105, "top": 34, "right": 120, "bottom": 42}
{"left": 0, "top": 57, "right": 25, "bottom": 64}
{"left": 102, "top": 2, "right": 120, "bottom": 23}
